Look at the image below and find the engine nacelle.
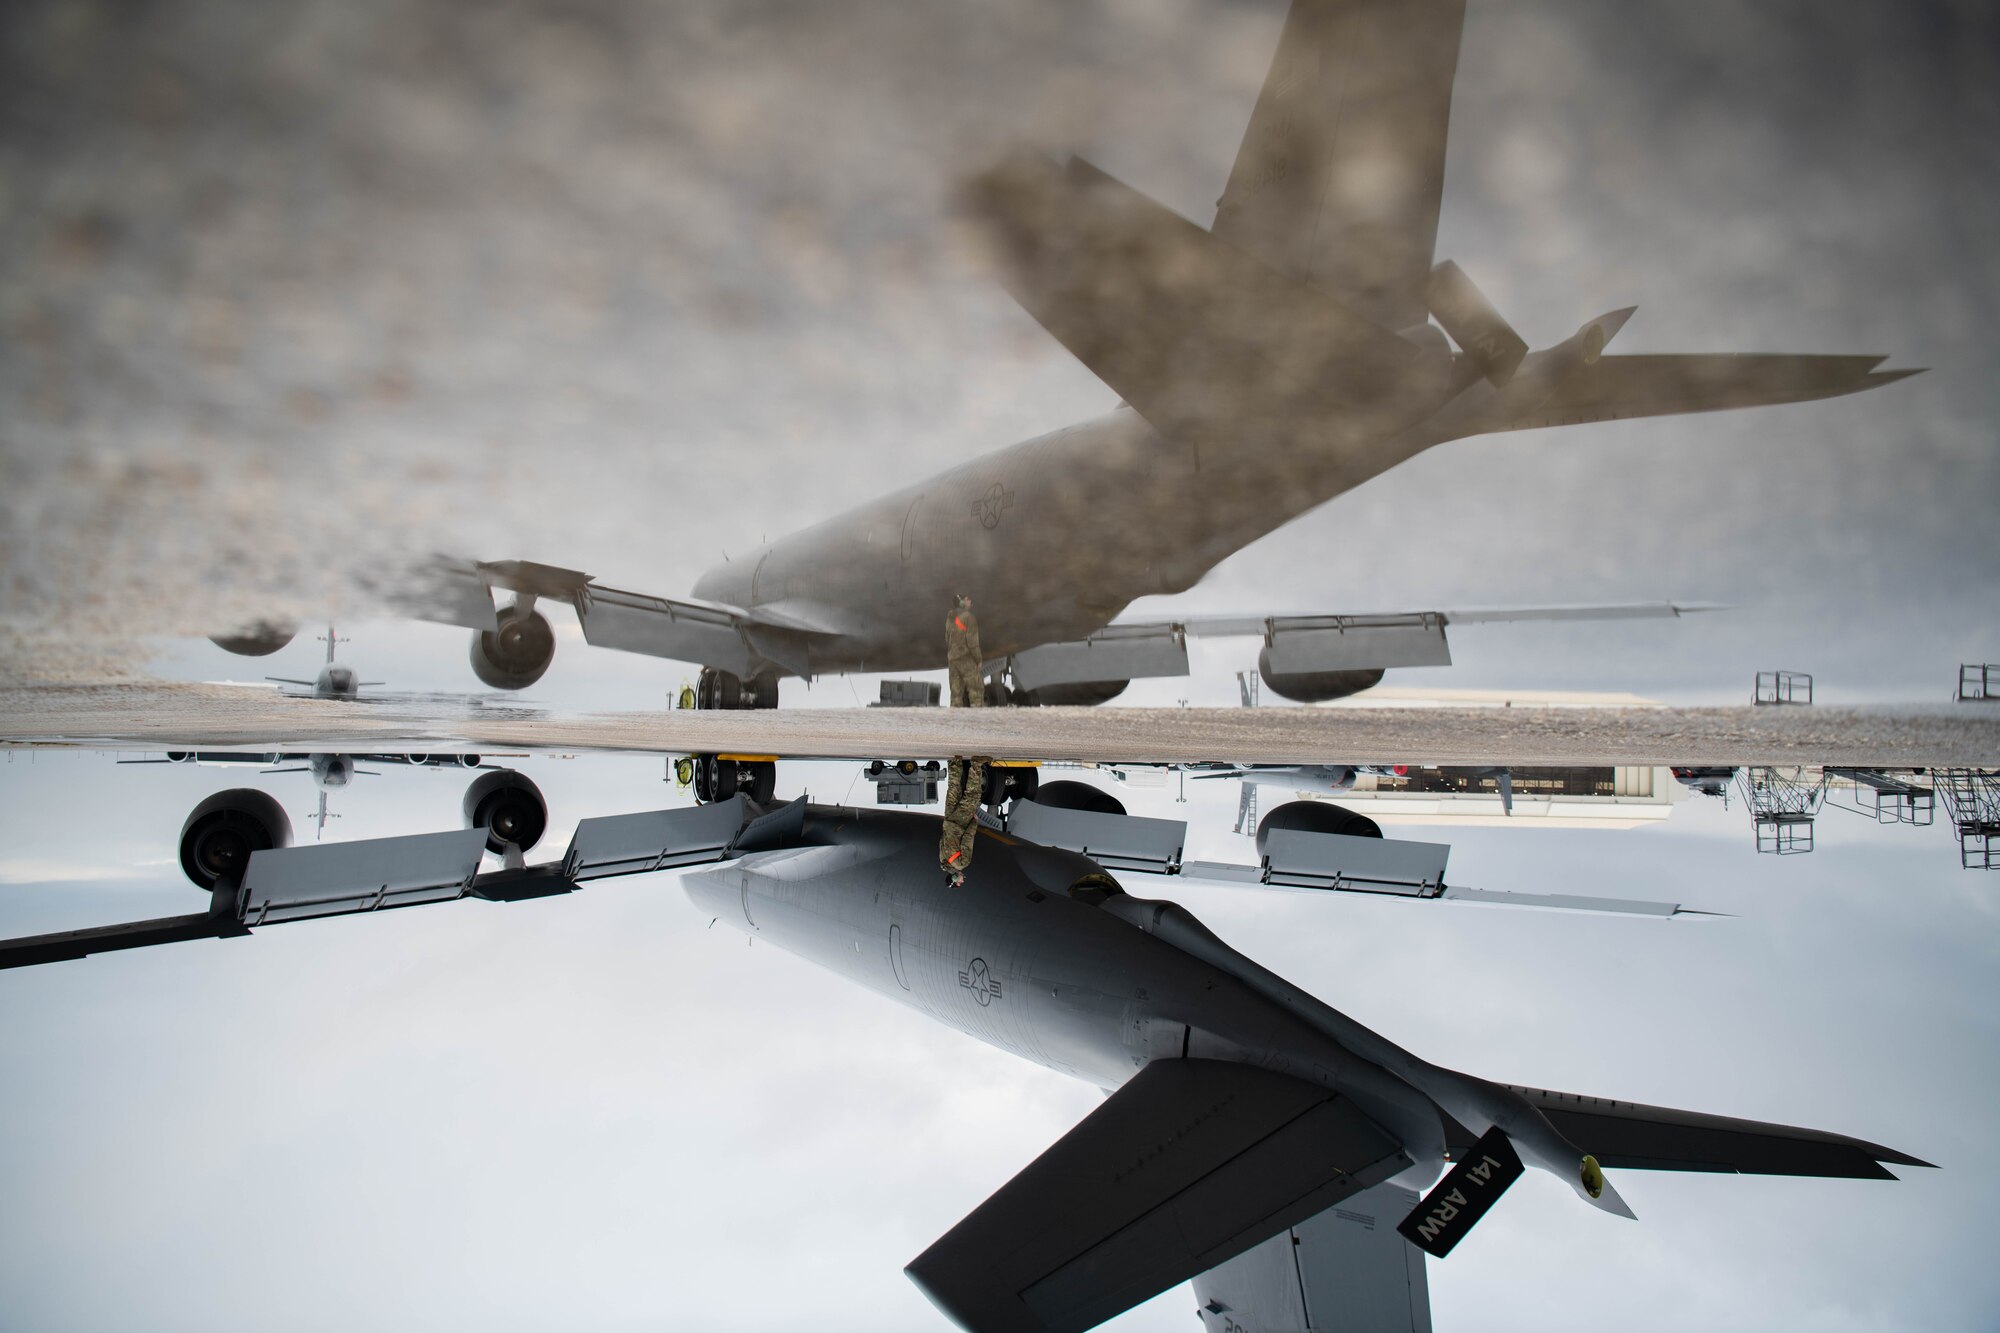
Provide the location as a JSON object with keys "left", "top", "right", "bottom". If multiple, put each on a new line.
{"left": 1254, "top": 800, "right": 1382, "bottom": 857}
{"left": 179, "top": 788, "right": 293, "bottom": 890}
{"left": 1027, "top": 780, "right": 1126, "bottom": 817}
{"left": 469, "top": 606, "right": 555, "bottom": 691}
{"left": 462, "top": 769, "right": 549, "bottom": 855}
{"left": 1014, "top": 679, "right": 1129, "bottom": 707}
{"left": 207, "top": 621, "right": 297, "bottom": 657}
{"left": 1257, "top": 647, "right": 1385, "bottom": 704}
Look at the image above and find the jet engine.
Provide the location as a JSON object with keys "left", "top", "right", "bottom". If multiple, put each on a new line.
{"left": 1011, "top": 680, "right": 1129, "bottom": 707}
{"left": 207, "top": 621, "right": 297, "bottom": 657}
{"left": 1254, "top": 800, "right": 1382, "bottom": 856}
{"left": 469, "top": 605, "right": 555, "bottom": 690}
{"left": 461, "top": 768, "right": 549, "bottom": 855}
{"left": 1027, "top": 780, "right": 1126, "bottom": 817}
{"left": 1257, "top": 647, "right": 1385, "bottom": 704}
{"left": 178, "top": 788, "right": 293, "bottom": 890}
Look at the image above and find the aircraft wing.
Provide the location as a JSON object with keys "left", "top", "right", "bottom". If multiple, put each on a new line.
{"left": 1006, "top": 797, "right": 1698, "bottom": 917}
{"left": 906, "top": 1058, "right": 1413, "bottom": 1333}
{"left": 396, "top": 557, "right": 840, "bottom": 680}
{"left": 1211, "top": 0, "right": 1467, "bottom": 331}
{"left": 1003, "top": 602, "right": 1709, "bottom": 693}
{"left": 0, "top": 795, "right": 794, "bottom": 971}
{"left": 1190, "top": 1180, "right": 1432, "bottom": 1333}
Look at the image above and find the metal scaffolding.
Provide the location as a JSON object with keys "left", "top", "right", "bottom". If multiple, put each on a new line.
{"left": 1737, "top": 766, "right": 1826, "bottom": 854}
{"left": 1933, "top": 770, "right": 2000, "bottom": 870}
{"left": 1957, "top": 664, "right": 1997, "bottom": 702}
{"left": 1754, "top": 671, "right": 1813, "bottom": 705}
{"left": 1825, "top": 768, "right": 1935, "bottom": 827}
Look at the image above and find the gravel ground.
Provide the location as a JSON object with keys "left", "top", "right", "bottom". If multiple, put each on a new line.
{"left": 2, "top": 682, "right": 1994, "bottom": 767}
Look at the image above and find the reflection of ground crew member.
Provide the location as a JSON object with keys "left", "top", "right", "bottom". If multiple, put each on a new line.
{"left": 939, "top": 755, "right": 989, "bottom": 886}
{"left": 947, "top": 594, "right": 983, "bottom": 708}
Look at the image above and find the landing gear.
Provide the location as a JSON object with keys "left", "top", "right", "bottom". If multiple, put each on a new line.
{"left": 695, "top": 668, "right": 779, "bottom": 710}
{"left": 694, "top": 754, "right": 777, "bottom": 805}
{"left": 982, "top": 763, "right": 1039, "bottom": 808}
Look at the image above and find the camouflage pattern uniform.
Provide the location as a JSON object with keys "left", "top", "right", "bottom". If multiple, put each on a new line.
{"left": 938, "top": 756, "right": 989, "bottom": 884}
{"left": 946, "top": 596, "right": 983, "bottom": 708}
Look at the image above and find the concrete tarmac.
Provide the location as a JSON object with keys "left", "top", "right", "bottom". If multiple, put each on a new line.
{"left": 1, "top": 683, "right": 1994, "bottom": 767}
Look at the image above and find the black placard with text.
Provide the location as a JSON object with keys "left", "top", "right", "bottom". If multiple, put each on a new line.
{"left": 1397, "top": 1126, "right": 1526, "bottom": 1258}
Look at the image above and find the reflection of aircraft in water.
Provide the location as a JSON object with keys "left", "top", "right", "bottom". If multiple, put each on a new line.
{"left": 117, "top": 750, "right": 486, "bottom": 836}
{"left": 261, "top": 627, "right": 383, "bottom": 701}
{"left": 0, "top": 779, "right": 1927, "bottom": 1331}
{"left": 243, "top": 0, "right": 1916, "bottom": 710}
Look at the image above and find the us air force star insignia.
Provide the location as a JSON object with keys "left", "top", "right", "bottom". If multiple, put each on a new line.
{"left": 958, "top": 957, "right": 1002, "bottom": 1006}
{"left": 971, "top": 482, "right": 1014, "bottom": 530}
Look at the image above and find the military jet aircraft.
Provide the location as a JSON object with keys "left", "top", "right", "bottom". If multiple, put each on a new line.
{"left": 335, "top": 0, "right": 1915, "bottom": 710}
{"left": 0, "top": 781, "right": 1926, "bottom": 1332}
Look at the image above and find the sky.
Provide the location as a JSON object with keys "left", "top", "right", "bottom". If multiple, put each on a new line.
{"left": 3, "top": 0, "right": 2000, "bottom": 1329}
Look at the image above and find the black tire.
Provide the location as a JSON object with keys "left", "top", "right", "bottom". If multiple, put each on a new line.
{"left": 706, "top": 754, "right": 739, "bottom": 801}
{"left": 1028, "top": 780, "right": 1124, "bottom": 816}
{"left": 693, "top": 754, "right": 714, "bottom": 803}
{"left": 746, "top": 761, "right": 777, "bottom": 804}
{"left": 744, "top": 673, "right": 781, "bottom": 710}
{"left": 983, "top": 764, "right": 1039, "bottom": 808}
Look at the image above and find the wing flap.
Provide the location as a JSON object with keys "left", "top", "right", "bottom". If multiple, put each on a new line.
{"left": 906, "top": 1059, "right": 1410, "bottom": 1333}
{"left": 1006, "top": 622, "right": 1189, "bottom": 692}
{"left": 575, "top": 584, "right": 763, "bottom": 679}
{"left": 1192, "top": 1181, "right": 1432, "bottom": 1333}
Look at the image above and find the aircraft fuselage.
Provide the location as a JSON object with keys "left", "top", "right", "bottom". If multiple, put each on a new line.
{"left": 690, "top": 354, "right": 1467, "bottom": 676}
{"left": 683, "top": 807, "right": 1459, "bottom": 1184}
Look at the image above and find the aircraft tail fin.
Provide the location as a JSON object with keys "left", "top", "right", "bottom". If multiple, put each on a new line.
{"left": 961, "top": 151, "right": 1434, "bottom": 440}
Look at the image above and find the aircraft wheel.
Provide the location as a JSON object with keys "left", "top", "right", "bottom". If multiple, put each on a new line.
{"left": 746, "top": 761, "right": 777, "bottom": 805}
{"left": 693, "top": 754, "right": 714, "bottom": 803}
{"left": 705, "top": 754, "right": 740, "bottom": 801}
{"left": 983, "top": 765, "right": 1038, "bottom": 808}
{"left": 697, "top": 668, "right": 740, "bottom": 710}
{"left": 743, "top": 673, "right": 780, "bottom": 710}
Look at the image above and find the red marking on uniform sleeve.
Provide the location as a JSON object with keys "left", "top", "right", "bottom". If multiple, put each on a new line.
{"left": 947, "top": 851, "right": 963, "bottom": 866}
{"left": 953, "top": 616, "right": 966, "bottom": 630}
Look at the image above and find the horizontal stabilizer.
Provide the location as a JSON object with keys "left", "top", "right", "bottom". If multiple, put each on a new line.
{"left": 907, "top": 1059, "right": 1410, "bottom": 1333}
{"left": 1498, "top": 354, "right": 1921, "bottom": 431}
{"left": 1485, "top": 1087, "right": 1934, "bottom": 1178}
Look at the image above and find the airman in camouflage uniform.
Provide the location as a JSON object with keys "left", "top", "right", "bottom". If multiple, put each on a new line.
{"left": 946, "top": 594, "right": 983, "bottom": 708}
{"left": 939, "top": 755, "right": 989, "bottom": 886}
